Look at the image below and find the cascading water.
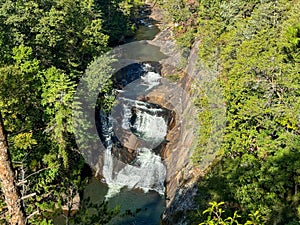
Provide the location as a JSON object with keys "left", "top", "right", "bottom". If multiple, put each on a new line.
{"left": 142, "top": 71, "right": 161, "bottom": 91}
{"left": 121, "top": 98, "right": 168, "bottom": 145}
{"left": 100, "top": 63, "right": 168, "bottom": 199}
{"left": 105, "top": 148, "right": 166, "bottom": 198}
{"left": 100, "top": 112, "right": 114, "bottom": 184}
{"left": 54, "top": 12, "right": 166, "bottom": 225}
{"left": 132, "top": 104, "right": 167, "bottom": 141}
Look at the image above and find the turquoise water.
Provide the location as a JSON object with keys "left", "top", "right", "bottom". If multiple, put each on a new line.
{"left": 53, "top": 177, "right": 165, "bottom": 225}
{"left": 84, "top": 178, "right": 165, "bottom": 225}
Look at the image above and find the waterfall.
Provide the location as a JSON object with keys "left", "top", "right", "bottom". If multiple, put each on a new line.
{"left": 142, "top": 71, "right": 161, "bottom": 91}
{"left": 100, "top": 63, "right": 167, "bottom": 198}
{"left": 100, "top": 112, "right": 114, "bottom": 184}
{"left": 105, "top": 148, "right": 166, "bottom": 198}
{"left": 133, "top": 104, "right": 167, "bottom": 140}
{"left": 120, "top": 98, "right": 168, "bottom": 145}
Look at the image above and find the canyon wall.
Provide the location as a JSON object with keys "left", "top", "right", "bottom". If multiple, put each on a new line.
{"left": 147, "top": 31, "right": 203, "bottom": 224}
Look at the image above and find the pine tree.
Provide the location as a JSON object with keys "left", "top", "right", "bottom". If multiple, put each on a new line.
{"left": 0, "top": 111, "right": 26, "bottom": 225}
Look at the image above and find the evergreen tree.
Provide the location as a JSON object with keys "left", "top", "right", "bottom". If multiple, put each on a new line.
{"left": 0, "top": 111, "right": 26, "bottom": 225}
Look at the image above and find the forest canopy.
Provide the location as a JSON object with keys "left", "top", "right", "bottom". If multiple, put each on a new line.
{"left": 159, "top": 0, "right": 300, "bottom": 224}
{"left": 0, "top": 0, "right": 299, "bottom": 224}
{"left": 0, "top": 0, "right": 141, "bottom": 224}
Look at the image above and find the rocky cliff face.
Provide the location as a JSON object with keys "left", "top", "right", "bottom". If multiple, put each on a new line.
{"left": 147, "top": 30, "right": 203, "bottom": 224}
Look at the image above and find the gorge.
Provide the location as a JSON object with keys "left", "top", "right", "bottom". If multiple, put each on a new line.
{"left": 83, "top": 5, "right": 205, "bottom": 224}
{"left": 1, "top": 0, "right": 298, "bottom": 224}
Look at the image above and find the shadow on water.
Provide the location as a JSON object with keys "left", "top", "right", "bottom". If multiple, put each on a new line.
{"left": 84, "top": 178, "right": 165, "bottom": 225}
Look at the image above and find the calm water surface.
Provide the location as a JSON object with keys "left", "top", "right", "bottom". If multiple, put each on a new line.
{"left": 84, "top": 178, "right": 165, "bottom": 225}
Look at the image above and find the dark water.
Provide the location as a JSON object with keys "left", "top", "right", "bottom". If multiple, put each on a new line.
{"left": 54, "top": 178, "right": 165, "bottom": 225}
{"left": 84, "top": 178, "right": 165, "bottom": 225}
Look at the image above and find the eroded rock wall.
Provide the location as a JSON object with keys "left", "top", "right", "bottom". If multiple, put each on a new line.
{"left": 147, "top": 31, "right": 203, "bottom": 224}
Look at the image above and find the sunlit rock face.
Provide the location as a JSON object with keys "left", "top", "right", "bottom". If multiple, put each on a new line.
{"left": 148, "top": 32, "right": 203, "bottom": 225}
{"left": 145, "top": 72, "right": 198, "bottom": 224}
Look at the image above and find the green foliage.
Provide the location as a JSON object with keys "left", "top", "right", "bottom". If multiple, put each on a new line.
{"left": 187, "top": 0, "right": 300, "bottom": 224}
{"left": 157, "top": 0, "right": 197, "bottom": 48}
{"left": 157, "top": 0, "right": 192, "bottom": 24}
{"left": 175, "top": 26, "right": 196, "bottom": 48}
{"left": 40, "top": 66, "right": 76, "bottom": 167}
{"left": 0, "top": 0, "right": 110, "bottom": 75}
{"left": 191, "top": 77, "right": 226, "bottom": 168}
{"left": 0, "top": 0, "right": 142, "bottom": 223}
{"left": 199, "top": 202, "right": 265, "bottom": 225}
{"left": 0, "top": 44, "right": 41, "bottom": 128}
{"left": 94, "top": 0, "right": 143, "bottom": 44}
{"left": 165, "top": 73, "right": 181, "bottom": 82}
{"left": 191, "top": 89, "right": 213, "bottom": 163}
{"left": 11, "top": 132, "right": 37, "bottom": 150}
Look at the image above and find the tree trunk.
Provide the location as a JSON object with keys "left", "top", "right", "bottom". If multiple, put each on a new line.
{"left": 0, "top": 112, "right": 26, "bottom": 225}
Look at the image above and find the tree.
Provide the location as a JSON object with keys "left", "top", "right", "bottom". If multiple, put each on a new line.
{"left": 199, "top": 202, "right": 265, "bottom": 225}
{"left": 0, "top": 111, "right": 26, "bottom": 225}
{"left": 0, "top": 0, "right": 144, "bottom": 223}
{"left": 186, "top": 0, "right": 300, "bottom": 224}
{"left": 94, "top": 0, "right": 139, "bottom": 44}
